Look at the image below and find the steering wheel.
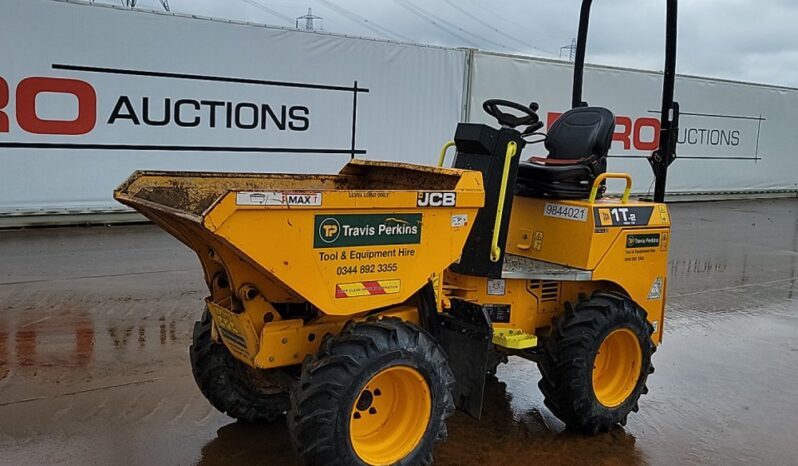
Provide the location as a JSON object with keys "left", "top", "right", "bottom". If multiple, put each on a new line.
{"left": 482, "top": 99, "right": 540, "bottom": 128}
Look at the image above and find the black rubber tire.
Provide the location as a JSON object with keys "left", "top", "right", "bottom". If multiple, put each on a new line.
{"left": 537, "top": 292, "right": 655, "bottom": 433}
{"left": 189, "top": 309, "right": 289, "bottom": 422}
{"left": 288, "top": 317, "right": 455, "bottom": 466}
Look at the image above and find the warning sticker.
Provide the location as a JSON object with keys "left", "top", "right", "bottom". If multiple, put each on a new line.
{"left": 451, "top": 214, "right": 468, "bottom": 228}
{"left": 487, "top": 279, "right": 506, "bottom": 296}
{"left": 335, "top": 279, "right": 401, "bottom": 298}
{"left": 206, "top": 301, "right": 258, "bottom": 362}
{"left": 236, "top": 191, "right": 322, "bottom": 206}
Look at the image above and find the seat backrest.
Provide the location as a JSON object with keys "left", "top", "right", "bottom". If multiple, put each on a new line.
{"left": 544, "top": 107, "right": 615, "bottom": 160}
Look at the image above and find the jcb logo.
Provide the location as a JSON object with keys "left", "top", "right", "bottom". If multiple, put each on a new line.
{"left": 318, "top": 218, "right": 341, "bottom": 243}
{"left": 598, "top": 209, "right": 612, "bottom": 225}
{"left": 417, "top": 192, "right": 456, "bottom": 207}
{"left": 0, "top": 76, "right": 97, "bottom": 135}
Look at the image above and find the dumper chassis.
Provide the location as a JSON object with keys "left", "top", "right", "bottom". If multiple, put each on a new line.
{"left": 116, "top": 1, "right": 680, "bottom": 464}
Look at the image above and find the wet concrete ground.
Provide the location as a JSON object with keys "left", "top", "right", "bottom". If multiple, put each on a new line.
{"left": 1, "top": 198, "right": 797, "bottom": 465}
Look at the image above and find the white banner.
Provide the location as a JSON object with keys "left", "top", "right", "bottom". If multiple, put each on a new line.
{"left": 0, "top": 0, "right": 465, "bottom": 212}
{"left": 3, "top": 1, "right": 798, "bottom": 217}
{"left": 469, "top": 52, "right": 798, "bottom": 194}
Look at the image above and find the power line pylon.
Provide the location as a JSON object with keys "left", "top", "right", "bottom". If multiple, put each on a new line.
{"left": 560, "top": 38, "right": 576, "bottom": 61}
{"left": 296, "top": 7, "right": 323, "bottom": 31}
{"left": 89, "top": 0, "right": 170, "bottom": 12}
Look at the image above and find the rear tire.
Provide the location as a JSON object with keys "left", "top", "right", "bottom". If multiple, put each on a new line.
{"left": 288, "top": 317, "right": 455, "bottom": 466}
{"left": 537, "top": 292, "right": 655, "bottom": 433}
{"left": 190, "top": 309, "right": 289, "bottom": 422}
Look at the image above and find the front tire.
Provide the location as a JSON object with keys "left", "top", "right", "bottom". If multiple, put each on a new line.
{"left": 538, "top": 292, "right": 655, "bottom": 433}
{"left": 288, "top": 317, "right": 455, "bottom": 466}
{"left": 190, "top": 309, "right": 289, "bottom": 422}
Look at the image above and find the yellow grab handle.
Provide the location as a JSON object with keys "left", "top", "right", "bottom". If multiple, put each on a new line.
{"left": 589, "top": 172, "right": 633, "bottom": 204}
{"left": 490, "top": 141, "right": 518, "bottom": 262}
{"left": 437, "top": 140, "right": 456, "bottom": 167}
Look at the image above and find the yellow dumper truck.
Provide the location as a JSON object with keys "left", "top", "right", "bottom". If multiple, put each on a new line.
{"left": 115, "top": 1, "right": 680, "bottom": 464}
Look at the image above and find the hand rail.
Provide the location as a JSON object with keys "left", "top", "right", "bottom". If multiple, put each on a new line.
{"left": 588, "top": 172, "right": 632, "bottom": 204}
{"left": 490, "top": 140, "right": 518, "bottom": 262}
{"left": 437, "top": 140, "right": 456, "bottom": 167}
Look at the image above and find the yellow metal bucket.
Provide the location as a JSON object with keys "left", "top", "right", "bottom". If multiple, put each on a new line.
{"left": 114, "top": 159, "right": 484, "bottom": 318}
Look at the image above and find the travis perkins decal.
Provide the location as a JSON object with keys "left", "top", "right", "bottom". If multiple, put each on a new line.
{"left": 626, "top": 233, "right": 661, "bottom": 249}
{"left": 314, "top": 214, "right": 421, "bottom": 248}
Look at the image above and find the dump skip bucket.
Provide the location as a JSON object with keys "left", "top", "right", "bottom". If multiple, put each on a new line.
{"left": 115, "top": 160, "right": 484, "bottom": 316}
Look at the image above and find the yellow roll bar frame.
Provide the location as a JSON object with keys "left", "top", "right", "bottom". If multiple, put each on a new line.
{"left": 588, "top": 172, "right": 633, "bottom": 204}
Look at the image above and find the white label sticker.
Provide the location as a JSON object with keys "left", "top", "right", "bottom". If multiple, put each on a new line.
{"left": 236, "top": 191, "right": 322, "bottom": 206}
{"left": 543, "top": 203, "right": 588, "bottom": 222}
{"left": 451, "top": 214, "right": 468, "bottom": 228}
{"left": 647, "top": 277, "right": 664, "bottom": 300}
{"left": 487, "top": 279, "right": 506, "bottom": 296}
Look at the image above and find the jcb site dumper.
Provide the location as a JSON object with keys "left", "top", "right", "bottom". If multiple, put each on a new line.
{"left": 115, "top": 1, "right": 679, "bottom": 464}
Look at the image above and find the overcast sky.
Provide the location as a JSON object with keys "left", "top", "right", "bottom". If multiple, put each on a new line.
{"left": 98, "top": 0, "right": 798, "bottom": 88}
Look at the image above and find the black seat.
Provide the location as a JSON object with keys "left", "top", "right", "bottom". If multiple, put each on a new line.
{"left": 516, "top": 106, "right": 615, "bottom": 199}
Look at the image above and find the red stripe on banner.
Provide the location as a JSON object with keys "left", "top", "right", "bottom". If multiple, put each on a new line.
{"left": 335, "top": 285, "right": 348, "bottom": 298}
{"left": 363, "top": 281, "right": 386, "bottom": 295}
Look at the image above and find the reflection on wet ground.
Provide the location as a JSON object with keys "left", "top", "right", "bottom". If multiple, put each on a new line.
{"left": 1, "top": 199, "right": 797, "bottom": 465}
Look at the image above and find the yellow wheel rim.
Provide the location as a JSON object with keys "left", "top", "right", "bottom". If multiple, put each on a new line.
{"left": 349, "top": 365, "right": 432, "bottom": 466}
{"left": 592, "top": 328, "right": 642, "bottom": 408}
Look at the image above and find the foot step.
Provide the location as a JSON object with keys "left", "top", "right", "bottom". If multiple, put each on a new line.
{"left": 492, "top": 328, "right": 538, "bottom": 349}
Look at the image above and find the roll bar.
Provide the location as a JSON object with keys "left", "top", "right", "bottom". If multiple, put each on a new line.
{"left": 572, "top": 0, "right": 678, "bottom": 203}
